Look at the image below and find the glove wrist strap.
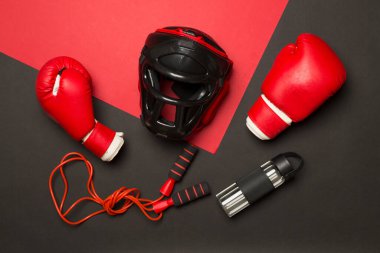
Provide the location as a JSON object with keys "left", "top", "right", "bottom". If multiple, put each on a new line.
{"left": 247, "top": 95, "right": 291, "bottom": 140}
{"left": 82, "top": 121, "right": 124, "bottom": 161}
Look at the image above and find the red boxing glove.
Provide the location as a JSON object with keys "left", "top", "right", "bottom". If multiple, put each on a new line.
{"left": 247, "top": 33, "right": 346, "bottom": 140}
{"left": 36, "top": 56, "right": 124, "bottom": 161}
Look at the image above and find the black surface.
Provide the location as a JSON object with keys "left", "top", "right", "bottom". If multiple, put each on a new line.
{"left": 1, "top": 0, "right": 380, "bottom": 252}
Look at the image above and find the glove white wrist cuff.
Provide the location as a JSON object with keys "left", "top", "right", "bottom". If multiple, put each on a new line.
{"left": 247, "top": 95, "right": 292, "bottom": 140}
{"left": 101, "top": 132, "right": 124, "bottom": 162}
{"left": 246, "top": 116, "right": 270, "bottom": 140}
{"left": 82, "top": 121, "right": 124, "bottom": 161}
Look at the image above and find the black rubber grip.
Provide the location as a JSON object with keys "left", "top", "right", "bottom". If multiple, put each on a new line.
{"left": 236, "top": 168, "right": 274, "bottom": 204}
{"left": 172, "top": 182, "right": 210, "bottom": 207}
{"left": 168, "top": 145, "right": 198, "bottom": 181}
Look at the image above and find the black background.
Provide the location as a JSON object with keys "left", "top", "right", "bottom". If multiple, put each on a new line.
{"left": 1, "top": 0, "right": 379, "bottom": 252}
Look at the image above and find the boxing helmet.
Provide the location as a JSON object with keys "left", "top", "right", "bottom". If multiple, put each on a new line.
{"left": 139, "top": 26, "right": 232, "bottom": 140}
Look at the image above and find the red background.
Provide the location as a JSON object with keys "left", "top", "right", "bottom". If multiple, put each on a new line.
{"left": 0, "top": 0, "right": 288, "bottom": 153}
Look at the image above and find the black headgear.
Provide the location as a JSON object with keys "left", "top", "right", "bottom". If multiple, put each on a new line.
{"left": 139, "top": 27, "right": 232, "bottom": 140}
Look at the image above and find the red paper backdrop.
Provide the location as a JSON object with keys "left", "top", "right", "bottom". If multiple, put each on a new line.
{"left": 0, "top": 0, "right": 288, "bottom": 153}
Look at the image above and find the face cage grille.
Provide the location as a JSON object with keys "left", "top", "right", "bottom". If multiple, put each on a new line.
{"left": 143, "top": 89, "right": 204, "bottom": 129}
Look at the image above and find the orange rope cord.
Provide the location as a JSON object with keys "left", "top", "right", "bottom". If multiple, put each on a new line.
{"left": 48, "top": 152, "right": 164, "bottom": 225}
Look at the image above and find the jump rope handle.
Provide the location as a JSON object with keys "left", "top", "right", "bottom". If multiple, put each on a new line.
{"left": 153, "top": 182, "right": 210, "bottom": 213}
{"left": 160, "top": 144, "right": 198, "bottom": 196}
{"left": 172, "top": 182, "right": 210, "bottom": 206}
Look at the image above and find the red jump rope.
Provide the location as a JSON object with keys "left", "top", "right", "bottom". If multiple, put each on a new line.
{"left": 49, "top": 145, "right": 210, "bottom": 225}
